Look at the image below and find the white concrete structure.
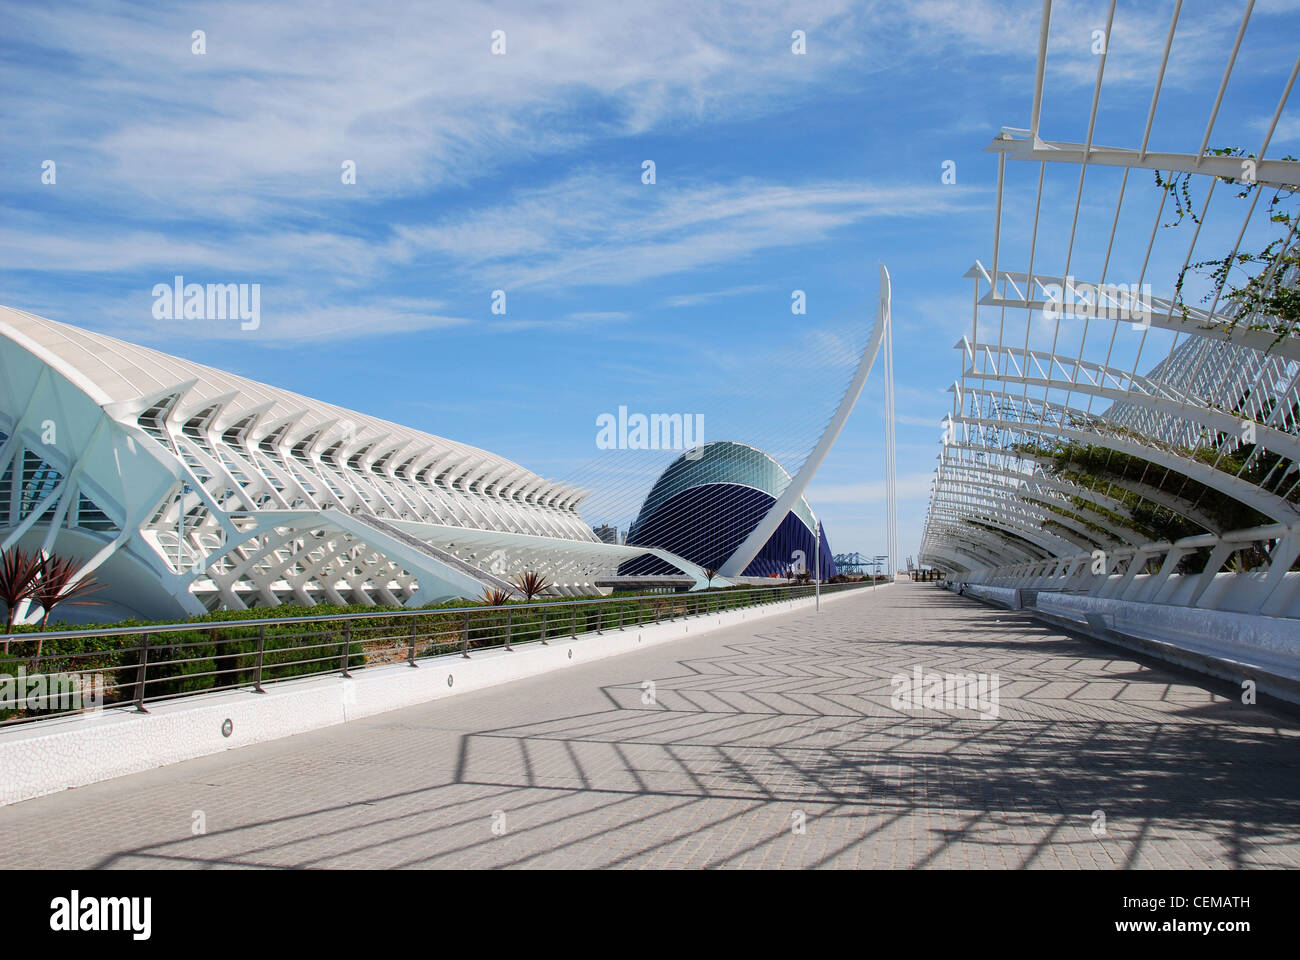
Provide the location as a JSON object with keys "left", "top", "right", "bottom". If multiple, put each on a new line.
{"left": 919, "top": 1, "right": 1300, "bottom": 624}
{"left": 0, "top": 307, "right": 712, "bottom": 622}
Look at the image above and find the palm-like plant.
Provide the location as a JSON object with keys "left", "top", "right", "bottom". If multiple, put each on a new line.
{"left": 511, "top": 571, "right": 552, "bottom": 601}
{"left": 478, "top": 587, "right": 513, "bottom": 606}
{"left": 703, "top": 568, "right": 718, "bottom": 588}
{"left": 0, "top": 546, "right": 43, "bottom": 648}
{"left": 31, "top": 553, "right": 104, "bottom": 657}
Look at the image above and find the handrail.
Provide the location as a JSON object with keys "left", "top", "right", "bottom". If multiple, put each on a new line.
{"left": 0, "top": 581, "right": 879, "bottom": 727}
{"left": 0, "top": 582, "right": 862, "bottom": 644}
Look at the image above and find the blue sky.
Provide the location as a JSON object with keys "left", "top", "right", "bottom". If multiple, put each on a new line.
{"left": 3, "top": 0, "right": 1298, "bottom": 564}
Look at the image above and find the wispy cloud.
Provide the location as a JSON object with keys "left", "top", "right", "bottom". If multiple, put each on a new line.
{"left": 104, "top": 296, "right": 471, "bottom": 346}
{"left": 896, "top": 413, "right": 944, "bottom": 429}
{"left": 396, "top": 173, "right": 983, "bottom": 290}
{"left": 567, "top": 311, "right": 630, "bottom": 322}
{"left": 1251, "top": 112, "right": 1300, "bottom": 145}
{"left": 807, "top": 472, "right": 935, "bottom": 504}
{"left": 1, "top": 0, "right": 875, "bottom": 217}
{"left": 664, "top": 284, "right": 772, "bottom": 307}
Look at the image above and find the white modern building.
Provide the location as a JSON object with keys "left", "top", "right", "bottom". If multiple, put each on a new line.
{"left": 0, "top": 306, "right": 720, "bottom": 622}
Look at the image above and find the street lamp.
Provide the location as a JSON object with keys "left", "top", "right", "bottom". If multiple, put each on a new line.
{"left": 814, "top": 524, "right": 821, "bottom": 611}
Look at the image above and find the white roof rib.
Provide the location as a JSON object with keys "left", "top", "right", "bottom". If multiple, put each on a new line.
{"left": 0, "top": 305, "right": 562, "bottom": 496}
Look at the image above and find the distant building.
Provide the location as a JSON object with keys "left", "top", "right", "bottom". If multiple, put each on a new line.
{"left": 592, "top": 524, "right": 618, "bottom": 544}
{"left": 618, "top": 441, "right": 835, "bottom": 579}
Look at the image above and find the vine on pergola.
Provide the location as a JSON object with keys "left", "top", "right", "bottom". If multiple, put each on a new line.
{"left": 1158, "top": 148, "right": 1300, "bottom": 348}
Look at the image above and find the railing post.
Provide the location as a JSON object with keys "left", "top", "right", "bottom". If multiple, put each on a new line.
{"left": 133, "top": 635, "right": 149, "bottom": 713}
{"left": 540, "top": 607, "right": 549, "bottom": 645}
{"left": 571, "top": 605, "right": 577, "bottom": 639}
{"left": 462, "top": 611, "right": 471, "bottom": 658}
{"left": 504, "top": 607, "right": 513, "bottom": 651}
{"left": 339, "top": 622, "right": 353, "bottom": 678}
{"left": 253, "top": 626, "right": 266, "bottom": 693}
{"left": 619, "top": 603, "right": 625, "bottom": 631}
{"left": 595, "top": 603, "right": 603, "bottom": 635}
{"left": 408, "top": 618, "right": 418, "bottom": 667}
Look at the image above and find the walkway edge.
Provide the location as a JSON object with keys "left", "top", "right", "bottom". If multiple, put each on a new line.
{"left": 0, "top": 585, "right": 881, "bottom": 807}
{"left": 957, "top": 588, "right": 1300, "bottom": 709}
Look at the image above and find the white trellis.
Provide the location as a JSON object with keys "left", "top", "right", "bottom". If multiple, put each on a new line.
{"left": 919, "top": 0, "right": 1300, "bottom": 621}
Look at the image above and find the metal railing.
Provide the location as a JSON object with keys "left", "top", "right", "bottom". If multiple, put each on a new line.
{"left": 0, "top": 581, "right": 875, "bottom": 727}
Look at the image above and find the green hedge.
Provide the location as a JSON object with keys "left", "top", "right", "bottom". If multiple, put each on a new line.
{"left": 0, "top": 584, "right": 818, "bottom": 719}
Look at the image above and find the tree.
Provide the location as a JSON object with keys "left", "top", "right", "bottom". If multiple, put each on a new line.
{"left": 703, "top": 568, "right": 718, "bottom": 588}
{"left": 31, "top": 553, "right": 105, "bottom": 657}
{"left": 511, "top": 571, "right": 552, "bottom": 601}
{"left": 0, "top": 546, "right": 43, "bottom": 648}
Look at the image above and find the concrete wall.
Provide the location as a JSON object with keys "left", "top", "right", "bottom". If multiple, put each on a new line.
{"left": 1035, "top": 592, "right": 1300, "bottom": 679}
{"left": 959, "top": 570, "right": 1300, "bottom": 619}
{"left": 1033, "top": 592, "right": 1300, "bottom": 706}
{"left": 0, "top": 585, "right": 880, "bottom": 807}
{"left": 960, "top": 584, "right": 1022, "bottom": 609}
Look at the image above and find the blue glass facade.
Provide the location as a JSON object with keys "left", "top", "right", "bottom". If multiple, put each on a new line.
{"left": 618, "top": 442, "right": 836, "bottom": 579}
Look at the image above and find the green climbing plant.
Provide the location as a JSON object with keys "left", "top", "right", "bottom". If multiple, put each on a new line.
{"left": 1159, "top": 147, "right": 1300, "bottom": 350}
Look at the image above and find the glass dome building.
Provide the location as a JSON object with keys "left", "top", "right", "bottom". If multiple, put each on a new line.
{"left": 618, "top": 441, "right": 836, "bottom": 579}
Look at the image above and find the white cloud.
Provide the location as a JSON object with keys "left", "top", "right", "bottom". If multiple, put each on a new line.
{"left": 1252, "top": 112, "right": 1300, "bottom": 145}
{"left": 396, "top": 173, "right": 982, "bottom": 289}
{"left": 807, "top": 472, "right": 935, "bottom": 504}
{"left": 1, "top": 0, "right": 875, "bottom": 217}
{"left": 566, "top": 311, "right": 629, "bottom": 322}
{"left": 97, "top": 296, "right": 469, "bottom": 346}
{"left": 896, "top": 413, "right": 945, "bottom": 428}
{"left": 0, "top": 218, "right": 389, "bottom": 278}
{"left": 664, "top": 284, "right": 772, "bottom": 308}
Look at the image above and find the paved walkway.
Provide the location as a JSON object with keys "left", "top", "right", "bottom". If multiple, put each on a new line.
{"left": 3, "top": 583, "right": 1298, "bottom": 869}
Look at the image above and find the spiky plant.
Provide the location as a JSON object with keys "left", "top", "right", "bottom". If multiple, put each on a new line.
{"left": 478, "top": 587, "right": 513, "bottom": 606}
{"left": 511, "top": 571, "right": 552, "bottom": 601}
{"left": 0, "top": 546, "right": 43, "bottom": 647}
{"left": 703, "top": 568, "right": 718, "bottom": 588}
{"left": 31, "top": 553, "right": 105, "bottom": 657}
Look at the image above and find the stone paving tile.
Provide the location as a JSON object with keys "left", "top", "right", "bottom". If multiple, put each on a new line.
{"left": 1, "top": 583, "right": 1298, "bottom": 869}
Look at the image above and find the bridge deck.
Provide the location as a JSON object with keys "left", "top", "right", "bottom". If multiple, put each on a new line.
{"left": 2, "top": 582, "right": 1298, "bottom": 869}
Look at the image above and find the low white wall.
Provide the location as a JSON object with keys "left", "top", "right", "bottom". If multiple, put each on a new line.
{"left": 960, "top": 571, "right": 1300, "bottom": 619}
{"left": 1035, "top": 592, "right": 1300, "bottom": 686}
{"left": 0, "top": 586, "right": 877, "bottom": 806}
{"left": 961, "top": 584, "right": 1021, "bottom": 609}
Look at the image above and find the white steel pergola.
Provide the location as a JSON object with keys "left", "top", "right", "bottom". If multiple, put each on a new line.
{"left": 919, "top": 0, "right": 1300, "bottom": 619}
